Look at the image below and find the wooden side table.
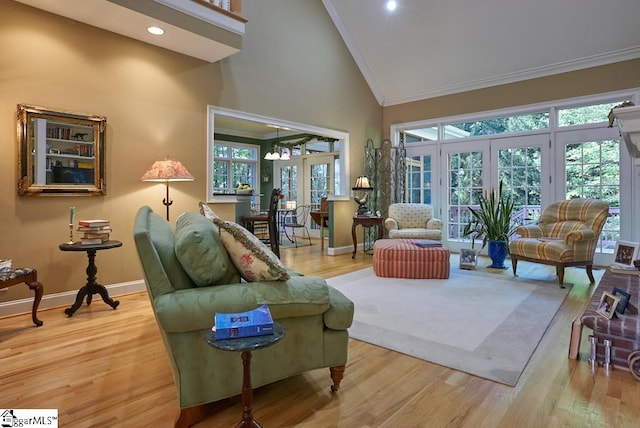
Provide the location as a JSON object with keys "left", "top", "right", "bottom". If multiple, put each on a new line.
{"left": 207, "top": 322, "right": 285, "bottom": 428}
{"left": 0, "top": 267, "right": 43, "bottom": 326}
{"left": 59, "top": 240, "right": 122, "bottom": 317}
{"left": 351, "top": 216, "right": 383, "bottom": 258}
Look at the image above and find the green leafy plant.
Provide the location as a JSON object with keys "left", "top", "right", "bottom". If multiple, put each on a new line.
{"left": 462, "top": 180, "right": 517, "bottom": 250}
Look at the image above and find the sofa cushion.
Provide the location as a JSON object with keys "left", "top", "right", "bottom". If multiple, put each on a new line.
{"left": 174, "top": 213, "right": 239, "bottom": 287}
{"left": 212, "top": 218, "right": 290, "bottom": 282}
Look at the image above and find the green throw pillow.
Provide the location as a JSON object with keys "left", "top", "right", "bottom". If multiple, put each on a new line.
{"left": 174, "top": 212, "right": 237, "bottom": 287}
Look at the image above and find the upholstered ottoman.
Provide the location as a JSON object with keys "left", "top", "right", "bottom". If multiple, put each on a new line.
{"left": 373, "top": 239, "right": 450, "bottom": 279}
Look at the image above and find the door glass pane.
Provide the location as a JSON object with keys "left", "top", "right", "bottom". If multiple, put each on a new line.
{"left": 280, "top": 165, "right": 297, "bottom": 201}
{"left": 448, "top": 151, "right": 483, "bottom": 241}
{"left": 565, "top": 139, "right": 620, "bottom": 253}
{"left": 498, "top": 146, "right": 542, "bottom": 228}
{"left": 406, "top": 155, "right": 433, "bottom": 203}
{"left": 310, "top": 163, "right": 329, "bottom": 206}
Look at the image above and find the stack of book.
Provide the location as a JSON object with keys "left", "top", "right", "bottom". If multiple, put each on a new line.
{"left": 213, "top": 304, "right": 274, "bottom": 340}
{"left": 77, "top": 219, "right": 111, "bottom": 245}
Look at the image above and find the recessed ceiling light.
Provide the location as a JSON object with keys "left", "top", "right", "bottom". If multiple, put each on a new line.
{"left": 386, "top": 1, "right": 397, "bottom": 12}
{"left": 147, "top": 26, "right": 165, "bottom": 36}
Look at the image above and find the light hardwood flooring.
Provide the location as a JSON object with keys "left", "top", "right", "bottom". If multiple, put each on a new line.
{"left": 2, "top": 241, "right": 640, "bottom": 427}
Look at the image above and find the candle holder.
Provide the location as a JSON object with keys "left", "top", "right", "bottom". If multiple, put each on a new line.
{"left": 67, "top": 223, "right": 74, "bottom": 244}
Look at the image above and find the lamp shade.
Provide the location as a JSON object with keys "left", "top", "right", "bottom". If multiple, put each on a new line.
{"left": 141, "top": 159, "right": 194, "bottom": 182}
{"left": 352, "top": 175, "right": 372, "bottom": 190}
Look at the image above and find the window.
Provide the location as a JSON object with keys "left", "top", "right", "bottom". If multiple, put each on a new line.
{"left": 211, "top": 142, "right": 258, "bottom": 193}
{"left": 444, "top": 112, "right": 549, "bottom": 139}
{"left": 558, "top": 100, "right": 629, "bottom": 127}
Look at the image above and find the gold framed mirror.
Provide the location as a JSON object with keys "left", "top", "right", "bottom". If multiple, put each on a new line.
{"left": 17, "top": 104, "right": 106, "bottom": 196}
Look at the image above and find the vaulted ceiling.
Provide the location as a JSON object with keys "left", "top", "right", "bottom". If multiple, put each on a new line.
{"left": 322, "top": 0, "right": 640, "bottom": 106}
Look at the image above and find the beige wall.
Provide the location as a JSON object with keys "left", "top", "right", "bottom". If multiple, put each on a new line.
{"left": 0, "top": 0, "right": 381, "bottom": 302}
{"left": 383, "top": 59, "right": 640, "bottom": 135}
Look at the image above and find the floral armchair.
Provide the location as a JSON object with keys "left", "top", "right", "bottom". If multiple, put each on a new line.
{"left": 509, "top": 198, "right": 609, "bottom": 287}
{"left": 384, "top": 203, "right": 442, "bottom": 241}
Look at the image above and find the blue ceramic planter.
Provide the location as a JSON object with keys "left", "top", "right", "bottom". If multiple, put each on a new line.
{"left": 487, "top": 240, "right": 509, "bottom": 269}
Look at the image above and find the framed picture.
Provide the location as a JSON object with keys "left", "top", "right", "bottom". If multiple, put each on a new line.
{"left": 612, "top": 241, "right": 639, "bottom": 268}
{"left": 596, "top": 291, "right": 620, "bottom": 320}
{"left": 612, "top": 287, "right": 631, "bottom": 314}
{"left": 459, "top": 248, "right": 478, "bottom": 270}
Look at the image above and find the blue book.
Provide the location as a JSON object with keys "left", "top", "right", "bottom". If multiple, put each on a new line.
{"left": 214, "top": 304, "right": 274, "bottom": 340}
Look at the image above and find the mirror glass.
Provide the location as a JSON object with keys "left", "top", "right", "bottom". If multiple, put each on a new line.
{"left": 17, "top": 104, "right": 106, "bottom": 196}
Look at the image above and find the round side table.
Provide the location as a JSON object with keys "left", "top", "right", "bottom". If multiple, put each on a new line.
{"left": 59, "top": 240, "right": 122, "bottom": 317}
{"left": 206, "top": 322, "right": 285, "bottom": 428}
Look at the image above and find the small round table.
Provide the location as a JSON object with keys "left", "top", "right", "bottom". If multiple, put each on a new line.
{"left": 59, "top": 240, "right": 122, "bottom": 317}
{"left": 206, "top": 322, "right": 285, "bottom": 428}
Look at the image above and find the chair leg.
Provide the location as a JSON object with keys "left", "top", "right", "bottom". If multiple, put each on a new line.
{"left": 586, "top": 264, "right": 596, "bottom": 284}
{"left": 305, "top": 227, "right": 312, "bottom": 245}
{"left": 556, "top": 265, "right": 566, "bottom": 288}
{"left": 511, "top": 257, "right": 518, "bottom": 277}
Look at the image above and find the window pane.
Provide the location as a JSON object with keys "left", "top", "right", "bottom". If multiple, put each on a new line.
{"left": 213, "top": 161, "right": 229, "bottom": 191}
{"left": 444, "top": 112, "right": 549, "bottom": 139}
{"left": 558, "top": 101, "right": 628, "bottom": 127}
{"left": 232, "top": 147, "right": 256, "bottom": 160}
{"left": 214, "top": 145, "right": 229, "bottom": 157}
{"left": 232, "top": 162, "right": 255, "bottom": 187}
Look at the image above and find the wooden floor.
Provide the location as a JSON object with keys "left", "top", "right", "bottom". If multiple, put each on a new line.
{"left": 2, "top": 241, "right": 640, "bottom": 427}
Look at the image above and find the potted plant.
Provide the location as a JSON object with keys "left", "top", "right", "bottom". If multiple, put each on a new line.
{"left": 462, "top": 180, "right": 517, "bottom": 269}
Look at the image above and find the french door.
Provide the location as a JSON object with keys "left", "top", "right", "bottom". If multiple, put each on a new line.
{"left": 554, "top": 126, "right": 626, "bottom": 265}
{"left": 439, "top": 133, "right": 549, "bottom": 252}
{"left": 275, "top": 155, "right": 334, "bottom": 238}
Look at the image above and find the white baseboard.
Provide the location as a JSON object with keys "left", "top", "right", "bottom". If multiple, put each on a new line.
{"left": 0, "top": 279, "right": 146, "bottom": 319}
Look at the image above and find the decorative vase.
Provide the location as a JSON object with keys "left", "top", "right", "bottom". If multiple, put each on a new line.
{"left": 487, "top": 240, "right": 509, "bottom": 269}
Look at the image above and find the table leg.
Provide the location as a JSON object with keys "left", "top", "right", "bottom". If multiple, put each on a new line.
{"left": 351, "top": 222, "right": 358, "bottom": 259}
{"left": 236, "top": 350, "right": 261, "bottom": 428}
{"left": 320, "top": 222, "right": 325, "bottom": 250}
{"left": 65, "top": 249, "right": 120, "bottom": 317}
{"left": 26, "top": 281, "right": 44, "bottom": 326}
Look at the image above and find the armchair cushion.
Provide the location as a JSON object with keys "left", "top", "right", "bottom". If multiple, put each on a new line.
{"left": 174, "top": 213, "right": 237, "bottom": 287}
{"left": 212, "top": 218, "right": 290, "bottom": 282}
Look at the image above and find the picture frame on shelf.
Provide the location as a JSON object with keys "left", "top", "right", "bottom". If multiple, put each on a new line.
{"left": 612, "top": 287, "right": 631, "bottom": 314}
{"left": 612, "top": 241, "right": 639, "bottom": 268}
{"left": 596, "top": 291, "right": 620, "bottom": 320}
{"left": 459, "top": 248, "right": 478, "bottom": 270}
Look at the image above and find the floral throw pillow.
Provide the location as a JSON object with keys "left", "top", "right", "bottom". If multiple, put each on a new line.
{"left": 211, "top": 218, "right": 289, "bottom": 282}
{"left": 199, "top": 201, "right": 220, "bottom": 221}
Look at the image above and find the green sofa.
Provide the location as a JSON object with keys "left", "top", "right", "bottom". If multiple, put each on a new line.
{"left": 133, "top": 206, "right": 354, "bottom": 426}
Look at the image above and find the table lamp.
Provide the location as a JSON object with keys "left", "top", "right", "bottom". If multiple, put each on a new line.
{"left": 352, "top": 175, "right": 373, "bottom": 216}
{"left": 142, "top": 158, "right": 194, "bottom": 221}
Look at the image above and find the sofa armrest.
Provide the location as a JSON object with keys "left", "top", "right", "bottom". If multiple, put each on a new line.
{"left": 324, "top": 286, "right": 354, "bottom": 330}
{"left": 154, "top": 275, "right": 332, "bottom": 333}
{"left": 385, "top": 218, "right": 398, "bottom": 231}
{"left": 427, "top": 218, "right": 442, "bottom": 230}
{"left": 516, "top": 225, "right": 543, "bottom": 238}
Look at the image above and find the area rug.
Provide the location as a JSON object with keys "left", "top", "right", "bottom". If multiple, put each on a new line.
{"left": 327, "top": 266, "right": 572, "bottom": 386}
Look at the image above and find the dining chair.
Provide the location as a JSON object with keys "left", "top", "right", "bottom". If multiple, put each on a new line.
{"left": 283, "top": 205, "right": 312, "bottom": 247}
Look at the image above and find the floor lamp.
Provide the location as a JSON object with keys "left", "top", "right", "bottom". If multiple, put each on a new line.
{"left": 141, "top": 158, "right": 194, "bottom": 221}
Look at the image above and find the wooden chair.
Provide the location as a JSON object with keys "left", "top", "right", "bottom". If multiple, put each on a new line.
{"left": 266, "top": 188, "right": 281, "bottom": 258}
{"left": 0, "top": 267, "right": 43, "bottom": 326}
